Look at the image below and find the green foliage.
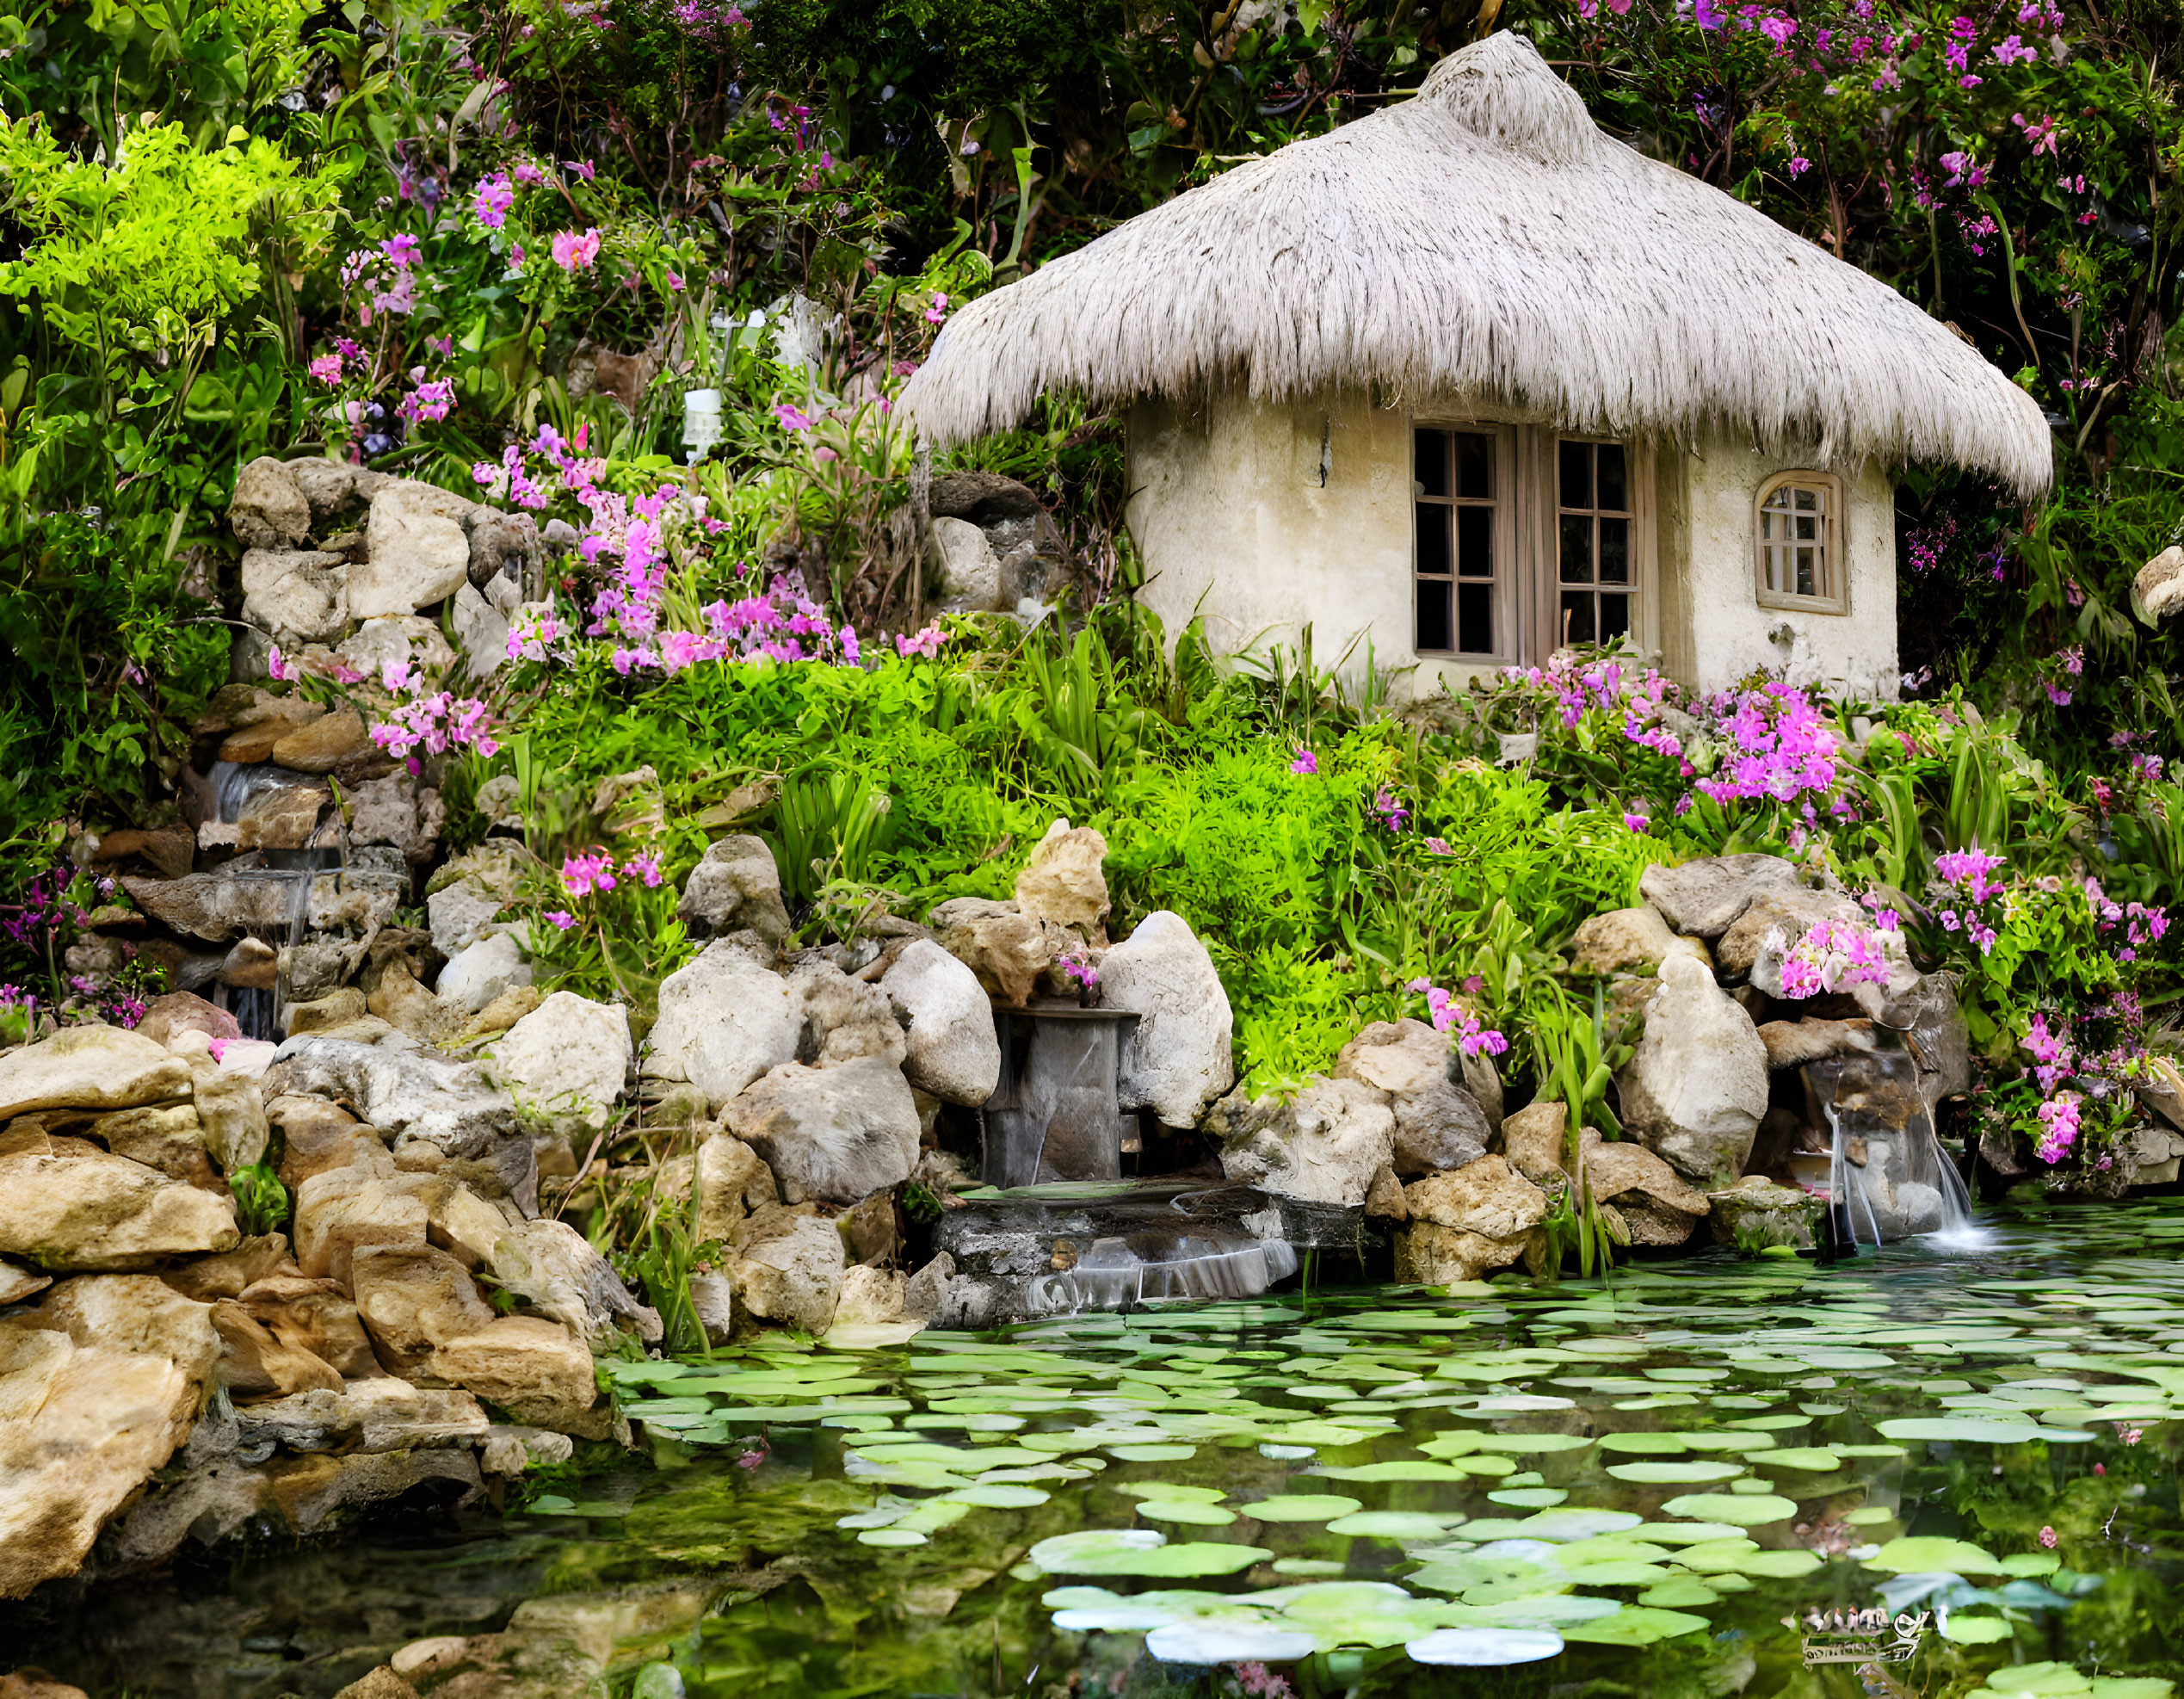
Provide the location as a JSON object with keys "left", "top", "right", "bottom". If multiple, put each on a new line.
{"left": 227, "top": 1160, "right": 291, "bottom": 1234}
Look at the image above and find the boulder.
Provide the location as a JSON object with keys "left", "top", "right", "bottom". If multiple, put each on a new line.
{"left": 0, "top": 1027, "right": 194, "bottom": 1121}
{"left": 238, "top": 1275, "right": 379, "bottom": 1377}
{"left": 692, "top": 1132, "right": 779, "bottom": 1245}
{"left": 1707, "top": 1175, "right": 1823, "bottom": 1251}
{"left": 1757, "top": 1017, "right": 1874, "bottom": 1071}
{"left": 271, "top": 705, "right": 392, "bottom": 779}
{"left": 0, "top": 1152, "right": 239, "bottom": 1270}
{"left": 1208, "top": 1077, "right": 1394, "bottom": 1208}
{"left": 1638, "top": 854, "right": 1801, "bottom": 939}
{"left": 292, "top": 1161, "right": 431, "bottom": 1286}
{"left": 725, "top": 1208, "right": 845, "bottom": 1335}
{"left": 435, "top": 931, "right": 533, "bottom": 1018}
{"left": 724, "top": 1055, "right": 921, "bottom": 1205}
{"left": 647, "top": 941, "right": 802, "bottom": 1107}
{"left": 488, "top": 1218, "right": 661, "bottom": 1351}
{"left": 1882, "top": 971, "right": 1972, "bottom": 1118}
{"left": 229, "top": 457, "right": 312, "bottom": 549}
{"left": 1499, "top": 1098, "right": 1570, "bottom": 1187}
{"left": 269, "top": 1038, "right": 520, "bottom": 1163}
{"left": 159, "top": 1233, "right": 291, "bottom": 1301}
{"left": 882, "top": 940, "right": 1002, "bottom": 1106}
{"left": 467, "top": 509, "right": 538, "bottom": 588}
{"left": 426, "top": 842, "right": 540, "bottom": 954}
{"left": 269, "top": 1093, "right": 377, "bottom": 1187}
{"left": 121, "top": 871, "right": 303, "bottom": 942}
{"left": 676, "top": 835, "right": 792, "bottom": 946}
{"left": 430, "top": 1316, "right": 603, "bottom": 1434}
{"left": 188, "top": 1056, "right": 270, "bottom": 1172}
{"left": 1099, "top": 911, "right": 1235, "bottom": 1127}
{"left": 1616, "top": 955, "right": 1769, "bottom": 1189}
{"left": 1363, "top": 1165, "right": 1409, "bottom": 1220}
{"left": 787, "top": 958, "right": 906, "bottom": 1067}
{"left": 1333, "top": 1019, "right": 1490, "bottom": 1175}
{"left": 1461, "top": 1049, "right": 1505, "bottom": 1134}
{"left": 350, "top": 1245, "right": 497, "bottom": 1374}
{"left": 926, "top": 897, "right": 1057, "bottom": 1007}
{"left": 2138, "top": 543, "right": 2184, "bottom": 621}
{"left": 453, "top": 582, "right": 511, "bottom": 680}
{"left": 1570, "top": 906, "right": 1690, "bottom": 975}
{"left": 0, "top": 1261, "right": 51, "bottom": 1304}
{"left": 348, "top": 773, "right": 443, "bottom": 864}
{"left": 932, "top": 515, "right": 1004, "bottom": 611}
{"left": 1581, "top": 1139, "right": 1708, "bottom": 1247}
{"left": 283, "top": 456, "right": 392, "bottom": 523}
{"left": 1395, "top": 1155, "right": 1551, "bottom": 1284}
{"left": 689, "top": 1273, "right": 734, "bottom": 1346}
{"left": 353, "top": 482, "right": 474, "bottom": 617}
{"left": 1013, "top": 819, "right": 1110, "bottom": 931}
{"left": 241, "top": 548, "right": 350, "bottom": 643}
{"left": 210, "top": 1298, "right": 345, "bottom": 1396}
{"left": 0, "top": 1276, "right": 221, "bottom": 1598}
{"left": 1718, "top": 884, "right": 1870, "bottom": 985}
{"left": 489, "top": 992, "right": 632, "bottom": 1134}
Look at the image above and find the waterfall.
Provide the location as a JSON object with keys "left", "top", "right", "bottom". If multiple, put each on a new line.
{"left": 1025, "top": 1233, "right": 1300, "bottom": 1314}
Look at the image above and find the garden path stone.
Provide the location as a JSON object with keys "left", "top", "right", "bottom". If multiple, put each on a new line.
{"left": 1099, "top": 910, "right": 1234, "bottom": 1126}
{"left": 882, "top": 939, "right": 1002, "bottom": 1106}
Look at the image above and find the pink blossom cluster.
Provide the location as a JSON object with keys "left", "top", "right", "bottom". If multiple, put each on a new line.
{"left": 2088, "top": 878, "right": 2169, "bottom": 963}
{"left": 895, "top": 623, "right": 949, "bottom": 659}
{"left": 1404, "top": 978, "right": 1509, "bottom": 1060}
{"left": 1372, "top": 789, "right": 1410, "bottom": 834}
{"left": 1932, "top": 846, "right": 2008, "bottom": 953}
{"left": 369, "top": 692, "right": 499, "bottom": 763}
{"left": 1773, "top": 916, "right": 1898, "bottom": 998}
{"left": 1058, "top": 952, "right": 1099, "bottom": 990}
{"left": 397, "top": 378, "right": 454, "bottom": 425}
{"left": 1694, "top": 685, "right": 1839, "bottom": 806}
{"left": 1290, "top": 748, "right": 1319, "bottom": 776}
{"left": 2035, "top": 1092, "right": 2081, "bottom": 1164}
{"left": 472, "top": 171, "right": 515, "bottom": 231}
{"left": 546, "top": 847, "right": 663, "bottom": 928}
{"left": 507, "top": 609, "right": 561, "bottom": 663}
{"left": 342, "top": 236, "right": 422, "bottom": 326}
{"left": 552, "top": 228, "right": 602, "bottom": 271}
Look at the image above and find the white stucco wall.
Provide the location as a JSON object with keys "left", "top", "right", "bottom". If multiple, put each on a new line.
{"left": 1125, "top": 392, "right": 1902, "bottom": 700}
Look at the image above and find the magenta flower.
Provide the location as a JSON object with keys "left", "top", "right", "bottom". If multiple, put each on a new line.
{"left": 1289, "top": 748, "right": 1319, "bottom": 776}
{"left": 472, "top": 172, "right": 514, "bottom": 230}
{"left": 551, "top": 227, "right": 602, "bottom": 271}
{"left": 561, "top": 850, "right": 618, "bottom": 898}
{"left": 1623, "top": 811, "right": 1650, "bottom": 834}
{"left": 623, "top": 850, "right": 664, "bottom": 889}
{"left": 545, "top": 911, "right": 577, "bottom": 931}
{"left": 308, "top": 352, "right": 343, "bottom": 385}
{"left": 773, "top": 401, "right": 813, "bottom": 431}
{"left": 267, "top": 644, "right": 299, "bottom": 683}
{"left": 382, "top": 232, "right": 422, "bottom": 269}
{"left": 2039, "top": 1525, "right": 2059, "bottom": 1548}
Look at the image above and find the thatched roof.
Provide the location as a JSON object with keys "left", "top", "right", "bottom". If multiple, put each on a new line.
{"left": 902, "top": 33, "right": 2052, "bottom": 497}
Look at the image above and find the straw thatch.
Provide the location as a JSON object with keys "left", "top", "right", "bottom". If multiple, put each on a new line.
{"left": 902, "top": 33, "right": 2052, "bottom": 497}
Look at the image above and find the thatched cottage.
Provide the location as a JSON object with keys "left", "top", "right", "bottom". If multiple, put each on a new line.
{"left": 903, "top": 34, "right": 2051, "bottom": 698}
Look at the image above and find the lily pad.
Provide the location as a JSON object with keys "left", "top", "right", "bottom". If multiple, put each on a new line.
{"left": 1488, "top": 1487, "right": 1571, "bottom": 1508}
{"left": 1562, "top": 1607, "right": 1712, "bottom": 1645}
{"left": 1658, "top": 1492, "right": 1798, "bottom": 1526}
{"left": 1325, "top": 1511, "right": 1459, "bottom": 1539}
{"left": 941, "top": 1484, "right": 1051, "bottom": 1509}
{"left": 1605, "top": 1460, "right": 1745, "bottom": 1484}
{"left": 1942, "top": 1612, "right": 2015, "bottom": 1644}
{"left": 1866, "top": 1535, "right": 2005, "bottom": 1573}
{"left": 1239, "top": 1494, "right": 1364, "bottom": 1523}
{"left": 1138, "top": 1500, "right": 1238, "bottom": 1526}
{"left": 1405, "top": 1628, "right": 1565, "bottom": 1665}
{"left": 1144, "top": 1623, "right": 1317, "bottom": 1665}
{"left": 1754, "top": 1447, "right": 1842, "bottom": 1471}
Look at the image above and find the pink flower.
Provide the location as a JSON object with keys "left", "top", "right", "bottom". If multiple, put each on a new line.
{"left": 545, "top": 910, "right": 577, "bottom": 931}
{"left": 561, "top": 850, "right": 618, "bottom": 898}
{"left": 1623, "top": 811, "right": 1650, "bottom": 833}
{"left": 308, "top": 352, "right": 343, "bottom": 385}
{"left": 207, "top": 1037, "right": 231, "bottom": 1062}
{"left": 1789, "top": 155, "right": 1812, "bottom": 176}
{"left": 623, "top": 850, "right": 663, "bottom": 888}
{"left": 895, "top": 623, "right": 948, "bottom": 659}
{"left": 381, "top": 659, "right": 416, "bottom": 694}
{"left": 551, "top": 228, "right": 602, "bottom": 271}
{"left": 472, "top": 172, "right": 514, "bottom": 230}
{"left": 667, "top": 270, "right": 684, "bottom": 292}
{"left": 2039, "top": 1525, "right": 2058, "bottom": 1548}
{"left": 513, "top": 159, "right": 546, "bottom": 185}
{"left": 1289, "top": 748, "right": 1319, "bottom": 776}
{"left": 924, "top": 292, "right": 950, "bottom": 325}
{"left": 382, "top": 232, "right": 421, "bottom": 269}
{"left": 565, "top": 158, "right": 596, "bottom": 182}
{"left": 773, "top": 401, "right": 812, "bottom": 431}
{"left": 267, "top": 644, "right": 299, "bottom": 683}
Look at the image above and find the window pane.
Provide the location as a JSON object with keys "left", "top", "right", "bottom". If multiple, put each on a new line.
{"left": 1415, "top": 429, "right": 1449, "bottom": 498}
{"left": 1795, "top": 546, "right": 1817, "bottom": 598}
{"left": 1457, "top": 505, "right": 1493, "bottom": 578}
{"left": 1599, "top": 516, "right": 1630, "bottom": 584}
{"left": 1558, "top": 438, "right": 1590, "bottom": 510}
{"left": 1455, "top": 432, "right": 1492, "bottom": 501}
{"left": 1416, "top": 504, "right": 1451, "bottom": 578}
{"left": 1560, "top": 590, "right": 1595, "bottom": 646}
{"left": 1417, "top": 576, "right": 1453, "bottom": 652}
{"left": 1559, "top": 514, "right": 1594, "bottom": 584}
{"left": 1458, "top": 582, "right": 1494, "bottom": 654}
{"left": 1596, "top": 442, "right": 1628, "bottom": 510}
{"left": 1600, "top": 592, "right": 1632, "bottom": 641}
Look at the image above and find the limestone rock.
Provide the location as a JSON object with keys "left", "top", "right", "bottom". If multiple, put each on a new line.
{"left": 689, "top": 1272, "right": 734, "bottom": 1346}
{"left": 725, "top": 1208, "right": 845, "bottom": 1335}
{"left": 676, "top": 835, "right": 792, "bottom": 946}
{"left": 0, "top": 1275, "right": 220, "bottom": 1598}
{"left": 489, "top": 992, "right": 632, "bottom": 1134}
{"left": 1570, "top": 906, "right": 1683, "bottom": 975}
{"left": 882, "top": 939, "right": 1001, "bottom": 1106}
{"left": 1393, "top": 1220, "right": 1541, "bottom": 1284}
{"left": 293, "top": 1161, "right": 431, "bottom": 1287}
{"left": 435, "top": 932, "right": 533, "bottom": 1020}
{"left": 1363, "top": 1164, "right": 1409, "bottom": 1220}
{"left": 647, "top": 941, "right": 801, "bottom": 1107}
{"left": 1616, "top": 955, "right": 1770, "bottom": 1189}
{"left": 0, "top": 1152, "right": 239, "bottom": 1270}
{"left": 271, "top": 1038, "right": 519, "bottom": 1160}
{"left": 238, "top": 1274, "right": 379, "bottom": 1377}
{"left": 1582, "top": 1138, "right": 1710, "bottom": 1217}
{"left": 927, "top": 897, "right": 1058, "bottom": 1008}
{"left": 1209, "top": 1077, "right": 1394, "bottom": 1208}
{"left": 95, "top": 1100, "right": 220, "bottom": 1205}
{"left": 1717, "top": 882, "right": 1857, "bottom": 979}
{"left": 432, "top": 1316, "right": 603, "bottom": 1434}
{"left": 932, "top": 515, "right": 1004, "bottom": 611}
{"left": 158, "top": 1233, "right": 291, "bottom": 1301}
{"left": 269, "top": 1092, "right": 377, "bottom": 1187}
{"left": 1757, "top": 1017, "right": 1874, "bottom": 1071}
{"left": 1333, "top": 1019, "right": 1489, "bottom": 1176}
{"left": 272, "top": 705, "right": 392, "bottom": 780}
{"left": 1498, "top": 1098, "right": 1570, "bottom": 1187}
{"left": 210, "top": 1298, "right": 345, "bottom": 1396}
{"left": 427, "top": 842, "right": 540, "bottom": 955}
{"left": 693, "top": 1132, "right": 779, "bottom": 1245}
{"left": 725, "top": 1054, "right": 920, "bottom": 1205}
{"left": 354, "top": 482, "right": 473, "bottom": 617}
{"left": 1100, "top": 911, "right": 1235, "bottom": 1127}
{"left": 0, "top": 1260, "right": 51, "bottom": 1304}
{"left": 1707, "top": 1175, "right": 1822, "bottom": 1251}
{"left": 1013, "top": 819, "right": 1110, "bottom": 931}
{"left": 0, "top": 1027, "right": 193, "bottom": 1120}
{"left": 229, "top": 456, "right": 312, "bottom": 548}
{"left": 488, "top": 1218, "right": 661, "bottom": 1351}
{"left": 336, "top": 614, "right": 459, "bottom": 683}
{"left": 788, "top": 957, "right": 906, "bottom": 1067}
{"left": 188, "top": 1056, "right": 269, "bottom": 1172}
{"left": 123, "top": 870, "right": 305, "bottom": 942}
{"left": 1461, "top": 1049, "right": 1505, "bottom": 1134}
{"left": 1404, "top": 1154, "right": 1552, "bottom": 1239}
{"left": 348, "top": 773, "right": 443, "bottom": 863}
{"left": 2138, "top": 543, "right": 2184, "bottom": 620}
{"left": 242, "top": 547, "right": 350, "bottom": 642}
{"left": 834, "top": 1263, "right": 908, "bottom": 1328}
{"left": 467, "top": 509, "right": 538, "bottom": 589}
{"left": 351, "top": 1245, "right": 496, "bottom": 1374}
{"left": 283, "top": 455, "right": 392, "bottom": 522}
{"left": 453, "top": 581, "right": 510, "bottom": 682}
{"left": 1638, "top": 854, "right": 1801, "bottom": 939}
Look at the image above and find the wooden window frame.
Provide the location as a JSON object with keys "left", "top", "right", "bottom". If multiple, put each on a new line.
{"left": 1410, "top": 421, "right": 1518, "bottom": 663}
{"left": 1754, "top": 470, "right": 1849, "bottom": 615}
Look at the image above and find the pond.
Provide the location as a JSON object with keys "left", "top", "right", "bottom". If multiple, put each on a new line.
{"left": 11, "top": 1196, "right": 2184, "bottom": 1699}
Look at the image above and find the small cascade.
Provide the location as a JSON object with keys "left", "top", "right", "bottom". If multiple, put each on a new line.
{"left": 1027, "top": 1233, "right": 1300, "bottom": 1314}
{"left": 203, "top": 762, "right": 347, "bottom": 1042}
{"left": 1808, "top": 1049, "right": 1987, "bottom": 1251}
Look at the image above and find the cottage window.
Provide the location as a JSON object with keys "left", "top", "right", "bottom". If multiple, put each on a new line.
{"left": 1555, "top": 438, "right": 1633, "bottom": 646}
{"left": 1755, "top": 472, "right": 1847, "bottom": 613}
{"left": 1414, "top": 426, "right": 1502, "bottom": 657}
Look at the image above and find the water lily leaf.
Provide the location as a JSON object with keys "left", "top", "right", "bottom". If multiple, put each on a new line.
{"left": 1598, "top": 1432, "right": 1689, "bottom": 1455}
{"left": 1556, "top": 1561, "right": 1672, "bottom": 1586}
{"left": 2001, "top": 1552, "right": 2063, "bottom": 1578}
{"left": 1317, "top": 1460, "right": 1502, "bottom": 1482}
{"left": 1115, "top": 1483, "right": 1226, "bottom": 1503}
{"left": 1875, "top": 1418, "right": 2063, "bottom": 1444}
{"left": 1606, "top": 1460, "right": 1745, "bottom": 1484}
{"left": 1461, "top": 1593, "right": 1627, "bottom": 1628}
{"left": 1273, "top": 1558, "right": 1349, "bottom": 1576}
{"left": 1511, "top": 1510, "right": 1646, "bottom": 1541}
{"left": 1325, "top": 1511, "right": 1460, "bottom": 1539}
{"left": 942, "top": 1484, "right": 1050, "bottom": 1509}
{"left": 1638, "top": 1579, "right": 1722, "bottom": 1608}
{"left": 1030, "top": 1529, "right": 1272, "bottom": 1577}
{"left": 1658, "top": 1493, "right": 1798, "bottom": 1526}
{"left": 1866, "top": 1535, "right": 2005, "bottom": 1573}
{"left": 1638, "top": 1523, "right": 1749, "bottom": 1545}
{"left": 1144, "top": 1622, "right": 1317, "bottom": 1664}
{"left": 1138, "top": 1498, "right": 1238, "bottom": 1526}
{"left": 1943, "top": 1612, "right": 2015, "bottom": 1644}
{"left": 856, "top": 1528, "right": 928, "bottom": 1547}
{"left": 1240, "top": 1494, "right": 1363, "bottom": 1523}
{"left": 1488, "top": 1488, "right": 1570, "bottom": 1508}
{"left": 1405, "top": 1627, "right": 1565, "bottom": 1665}
{"left": 1754, "top": 1447, "right": 1844, "bottom": 1471}
{"left": 1107, "top": 1443, "right": 1198, "bottom": 1462}
{"left": 1562, "top": 1606, "right": 1712, "bottom": 1645}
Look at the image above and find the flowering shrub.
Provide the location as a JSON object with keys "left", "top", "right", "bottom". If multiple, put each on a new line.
{"left": 1771, "top": 914, "right": 1901, "bottom": 999}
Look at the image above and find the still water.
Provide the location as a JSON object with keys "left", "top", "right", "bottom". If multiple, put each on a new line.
{"left": 11, "top": 1196, "right": 2184, "bottom": 1699}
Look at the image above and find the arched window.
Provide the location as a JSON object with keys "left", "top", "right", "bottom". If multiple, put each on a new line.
{"left": 1755, "top": 472, "right": 1848, "bottom": 614}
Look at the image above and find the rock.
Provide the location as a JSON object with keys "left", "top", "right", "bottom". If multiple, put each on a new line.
{"left": 351, "top": 1245, "right": 497, "bottom": 1374}
{"left": 1499, "top": 1098, "right": 1570, "bottom": 1186}
{"left": 122, "top": 870, "right": 306, "bottom": 943}
{"left": 89, "top": 823, "right": 195, "bottom": 880}
{"left": 1707, "top": 1175, "right": 1823, "bottom": 1252}
{"left": 293, "top": 1161, "right": 431, "bottom": 1287}
{"left": 238, "top": 1274, "right": 379, "bottom": 1376}
{"left": 901, "top": 1251, "right": 953, "bottom": 1323}
{"left": 688, "top": 1272, "right": 734, "bottom": 1345}
{"left": 348, "top": 774, "right": 443, "bottom": 863}
{"left": 1014, "top": 819, "right": 1110, "bottom": 931}
{"left": 453, "top": 582, "right": 510, "bottom": 680}
{"left": 0, "top": 1027, "right": 194, "bottom": 1120}
{"left": 2138, "top": 1055, "right": 2184, "bottom": 1134}
{"left": 460, "top": 984, "right": 542, "bottom": 1043}
{"left": 725, "top": 1055, "right": 920, "bottom": 1205}
{"left": 489, "top": 992, "right": 632, "bottom": 1134}
{"left": 2117, "top": 1121, "right": 2184, "bottom": 1187}
{"left": 1208, "top": 1077, "right": 1394, "bottom": 1208}
{"left": 285, "top": 988, "right": 370, "bottom": 1038}
{"left": 467, "top": 509, "right": 539, "bottom": 589}
{"left": 354, "top": 483, "right": 474, "bottom": 617}
{"left": 1100, "top": 911, "right": 1235, "bottom": 1127}
{"left": 1582, "top": 1138, "right": 1709, "bottom": 1218}
{"left": 725, "top": 1208, "right": 845, "bottom": 1335}
{"left": 270, "top": 1038, "right": 520, "bottom": 1163}
{"left": 336, "top": 614, "right": 460, "bottom": 683}
{"left": 787, "top": 958, "right": 905, "bottom": 1067}
{"left": 926, "top": 897, "right": 1058, "bottom": 1008}
{"left": 0, "top": 1671, "right": 90, "bottom": 1698}
{"left": 833, "top": 1263, "right": 907, "bottom": 1328}
{"left": 1638, "top": 854, "right": 1801, "bottom": 939}
{"left": 188, "top": 1056, "right": 269, "bottom": 1172}
{"left": 283, "top": 455, "right": 391, "bottom": 522}
{"left": 229, "top": 456, "right": 312, "bottom": 548}
{"left": 271, "top": 705, "right": 392, "bottom": 779}
{"left": 216, "top": 693, "right": 326, "bottom": 763}
{"left": 437, "top": 934, "right": 534, "bottom": 1024}
{"left": 676, "top": 835, "right": 792, "bottom": 946}
{"left": 1616, "top": 955, "right": 1770, "bottom": 1189}
{"left": 647, "top": 941, "right": 801, "bottom": 1107}
{"left": 133, "top": 991, "right": 240, "bottom": 1051}
{"left": 0, "top": 1276, "right": 221, "bottom": 1598}
{"left": 1883, "top": 971, "right": 1972, "bottom": 1117}
{"left": 932, "top": 515, "right": 1004, "bottom": 610}
{"left": 1333, "top": 1019, "right": 1490, "bottom": 1175}
{"left": 1405, "top": 1154, "right": 1552, "bottom": 1236}
{"left": 432, "top": 1317, "right": 603, "bottom": 1434}
{"left": 241, "top": 547, "right": 350, "bottom": 642}
{"left": 2138, "top": 543, "right": 2184, "bottom": 620}
{"left": 83, "top": 1101, "right": 215, "bottom": 1191}
{"left": 1363, "top": 1164, "right": 1409, "bottom": 1220}
{"left": 693, "top": 1132, "right": 779, "bottom": 1245}
{"left": 0, "top": 1260, "right": 51, "bottom": 1304}
{"left": 882, "top": 939, "right": 1001, "bottom": 1106}
{"left": 488, "top": 1218, "right": 661, "bottom": 1351}
{"left": 1570, "top": 906, "right": 1687, "bottom": 975}
{"left": 333, "top": 1671, "right": 420, "bottom": 1699}
{"left": 211, "top": 1298, "right": 345, "bottom": 1395}
{"left": 159, "top": 1233, "right": 291, "bottom": 1301}
{"left": 270, "top": 1093, "right": 376, "bottom": 1189}
{"left": 1461, "top": 1049, "right": 1504, "bottom": 1133}
{"left": 427, "top": 842, "right": 540, "bottom": 951}
{"left": 1757, "top": 1017, "right": 1874, "bottom": 1071}
{"left": 0, "top": 1152, "right": 239, "bottom": 1270}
